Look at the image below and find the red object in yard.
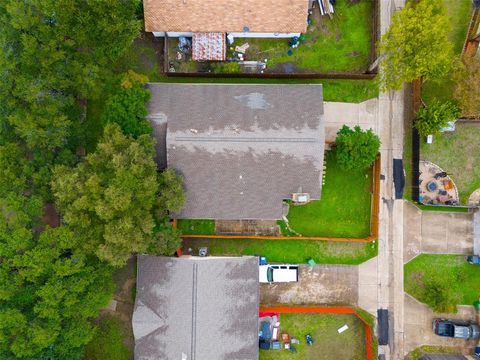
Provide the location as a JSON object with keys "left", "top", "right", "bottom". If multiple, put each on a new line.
{"left": 175, "top": 248, "right": 183, "bottom": 257}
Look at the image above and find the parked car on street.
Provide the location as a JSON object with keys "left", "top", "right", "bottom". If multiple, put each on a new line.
{"left": 433, "top": 319, "right": 480, "bottom": 340}
{"left": 259, "top": 264, "right": 299, "bottom": 283}
{"left": 467, "top": 255, "right": 480, "bottom": 265}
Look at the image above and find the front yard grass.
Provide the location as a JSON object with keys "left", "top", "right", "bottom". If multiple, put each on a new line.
{"left": 404, "top": 254, "right": 480, "bottom": 311}
{"left": 245, "top": 0, "right": 372, "bottom": 73}
{"left": 258, "top": 313, "right": 366, "bottom": 360}
{"left": 421, "top": 0, "right": 472, "bottom": 105}
{"left": 182, "top": 237, "right": 377, "bottom": 265}
{"left": 420, "top": 123, "right": 480, "bottom": 203}
{"left": 281, "top": 150, "right": 372, "bottom": 238}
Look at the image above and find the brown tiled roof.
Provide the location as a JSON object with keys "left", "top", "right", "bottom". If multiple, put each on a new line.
{"left": 143, "top": 0, "right": 309, "bottom": 33}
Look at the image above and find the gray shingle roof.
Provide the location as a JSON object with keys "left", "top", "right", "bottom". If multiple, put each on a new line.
{"left": 147, "top": 83, "right": 325, "bottom": 220}
{"left": 133, "top": 255, "right": 259, "bottom": 360}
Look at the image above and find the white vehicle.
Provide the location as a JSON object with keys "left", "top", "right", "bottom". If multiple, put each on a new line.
{"left": 259, "top": 264, "right": 299, "bottom": 283}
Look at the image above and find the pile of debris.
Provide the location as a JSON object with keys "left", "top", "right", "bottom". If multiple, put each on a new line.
{"left": 317, "top": 0, "right": 335, "bottom": 17}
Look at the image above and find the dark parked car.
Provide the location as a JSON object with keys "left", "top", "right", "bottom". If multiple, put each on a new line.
{"left": 433, "top": 319, "right": 480, "bottom": 340}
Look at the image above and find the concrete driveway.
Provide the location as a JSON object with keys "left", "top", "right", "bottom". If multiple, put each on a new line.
{"left": 260, "top": 264, "right": 358, "bottom": 305}
{"left": 404, "top": 294, "right": 478, "bottom": 356}
{"left": 404, "top": 202, "right": 474, "bottom": 263}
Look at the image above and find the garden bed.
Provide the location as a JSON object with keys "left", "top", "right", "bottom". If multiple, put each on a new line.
{"left": 404, "top": 254, "right": 480, "bottom": 312}
{"left": 165, "top": 0, "right": 374, "bottom": 75}
{"left": 182, "top": 237, "right": 377, "bottom": 265}
{"left": 258, "top": 313, "right": 366, "bottom": 360}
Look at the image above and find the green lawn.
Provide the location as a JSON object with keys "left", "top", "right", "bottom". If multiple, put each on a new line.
{"left": 84, "top": 315, "right": 132, "bottom": 360}
{"left": 259, "top": 313, "right": 366, "bottom": 360}
{"left": 176, "top": 219, "right": 215, "bottom": 235}
{"left": 281, "top": 151, "right": 372, "bottom": 238}
{"left": 182, "top": 237, "right": 377, "bottom": 265}
{"left": 245, "top": 0, "right": 372, "bottom": 73}
{"left": 405, "top": 254, "right": 480, "bottom": 312}
{"left": 420, "top": 123, "right": 480, "bottom": 203}
{"left": 422, "top": 0, "right": 472, "bottom": 105}
{"left": 415, "top": 204, "right": 469, "bottom": 213}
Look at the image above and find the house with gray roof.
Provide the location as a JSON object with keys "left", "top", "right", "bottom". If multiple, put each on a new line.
{"left": 147, "top": 83, "right": 325, "bottom": 220}
{"left": 132, "top": 255, "right": 259, "bottom": 360}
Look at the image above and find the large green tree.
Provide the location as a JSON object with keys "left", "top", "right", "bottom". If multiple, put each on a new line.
{"left": 334, "top": 125, "right": 380, "bottom": 171}
{"left": 0, "top": 0, "right": 140, "bottom": 150}
{"left": 53, "top": 124, "right": 160, "bottom": 266}
{"left": 379, "top": 0, "right": 453, "bottom": 91}
{"left": 415, "top": 100, "right": 460, "bottom": 137}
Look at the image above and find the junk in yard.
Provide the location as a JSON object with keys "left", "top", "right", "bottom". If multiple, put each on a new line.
{"left": 178, "top": 36, "right": 191, "bottom": 52}
{"left": 198, "top": 247, "right": 208, "bottom": 257}
{"left": 306, "top": 334, "right": 314, "bottom": 345}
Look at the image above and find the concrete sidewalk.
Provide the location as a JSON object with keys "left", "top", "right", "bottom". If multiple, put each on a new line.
{"left": 323, "top": 99, "right": 379, "bottom": 142}
{"left": 403, "top": 202, "right": 474, "bottom": 263}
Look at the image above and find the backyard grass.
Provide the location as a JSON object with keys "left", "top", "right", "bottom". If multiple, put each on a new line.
{"left": 259, "top": 313, "right": 366, "bottom": 360}
{"left": 83, "top": 315, "right": 132, "bottom": 360}
{"left": 420, "top": 123, "right": 480, "bottom": 203}
{"left": 404, "top": 254, "right": 480, "bottom": 311}
{"left": 244, "top": 0, "right": 372, "bottom": 73}
{"left": 176, "top": 219, "right": 215, "bottom": 235}
{"left": 157, "top": 75, "right": 378, "bottom": 103}
{"left": 421, "top": 0, "right": 472, "bottom": 105}
{"left": 182, "top": 237, "right": 377, "bottom": 265}
{"left": 281, "top": 151, "right": 372, "bottom": 238}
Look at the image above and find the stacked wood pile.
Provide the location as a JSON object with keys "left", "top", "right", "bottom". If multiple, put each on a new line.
{"left": 317, "top": 0, "right": 334, "bottom": 17}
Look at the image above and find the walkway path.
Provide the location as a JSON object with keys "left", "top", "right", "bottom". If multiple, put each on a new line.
{"left": 324, "top": 99, "right": 379, "bottom": 142}
{"left": 403, "top": 202, "right": 474, "bottom": 263}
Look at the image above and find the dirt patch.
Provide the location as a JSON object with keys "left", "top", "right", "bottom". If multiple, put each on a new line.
{"left": 215, "top": 220, "right": 281, "bottom": 236}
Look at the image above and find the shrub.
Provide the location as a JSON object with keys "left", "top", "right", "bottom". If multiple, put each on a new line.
{"left": 101, "top": 70, "right": 152, "bottom": 138}
{"left": 415, "top": 100, "right": 460, "bottom": 137}
{"left": 334, "top": 125, "right": 380, "bottom": 171}
{"left": 84, "top": 316, "right": 131, "bottom": 360}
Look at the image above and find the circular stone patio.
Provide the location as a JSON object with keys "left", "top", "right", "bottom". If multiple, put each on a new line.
{"left": 468, "top": 188, "right": 480, "bottom": 206}
{"left": 419, "top": 160, "right": 459, "bottom": 205}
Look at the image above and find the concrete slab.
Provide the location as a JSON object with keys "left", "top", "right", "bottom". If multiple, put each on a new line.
{"left": 260, "top": 264, "right": 358, "bottom": 306}
{"left": 358, "top": 257, "right": 379, "bottom": 316}
{"left": 421, "top": 212, "right": 448, "bottom": 253}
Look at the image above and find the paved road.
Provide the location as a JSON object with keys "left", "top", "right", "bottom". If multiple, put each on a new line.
{"left": 404, "top": 202, "right": 474, "bottom": 263}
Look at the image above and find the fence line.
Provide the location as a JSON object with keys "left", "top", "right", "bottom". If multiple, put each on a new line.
{"left": 259, "top": 306, "right": 374, "bottom": 360}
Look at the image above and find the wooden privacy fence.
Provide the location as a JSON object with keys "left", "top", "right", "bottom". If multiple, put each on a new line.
{"left": 259, "top": 306, "right": 375, "bottom": 360}
{"left": 176, "top": 155, "right": 381, "bottom": 243}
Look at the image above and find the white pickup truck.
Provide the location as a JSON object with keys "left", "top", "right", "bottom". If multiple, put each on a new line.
{"left": 259, "top": 264, "right": 299, "bottom": 283}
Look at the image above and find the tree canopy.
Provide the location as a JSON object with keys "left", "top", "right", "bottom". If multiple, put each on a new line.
{"left": 379, "top": 0, "right": 453, "bottom": 91}
{"left": 334, "top": 125, "right": 380, "bottom": 171}
{"left": 415, "top": 100, "right": 460, "bottom": 137}
{"left": 52, "top": 124, "right": 159, "bottom": 267}
{"left": 101, "top": 71, "right": 152, "bottom": 138}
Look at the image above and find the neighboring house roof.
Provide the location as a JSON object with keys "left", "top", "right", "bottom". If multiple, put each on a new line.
{"left": 143, "top": 0, "right": 309, "bottom": 33}
{"left": 132, "top": 255, "right": 259, "bottom": 360}
{"left": 146, "top": 83, "right": 325, "bottom": 220}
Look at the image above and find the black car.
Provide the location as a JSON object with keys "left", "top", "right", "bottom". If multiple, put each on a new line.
{"left": 433, "top": 319, "right": 480, "bottom": 340}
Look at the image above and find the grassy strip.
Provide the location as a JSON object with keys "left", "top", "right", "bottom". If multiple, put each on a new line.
{"left": 259, "top": 313, "right": 366, "bottom": 360}
{"left": 176, "top": 219, "right": 215, "bottom": 235}
{"left": 408, "top": 346, "right": 459, "bottom": 360}
{"left": 281, "top": 151, "right": 372, "bottom": 238}
{"left": 404, "top": 254, "right": 480, "bottom": 312}
{"left": 415, "top": 204, "right": 469, "bottom": 213}
{"left": 156, "top": 75, "right": 378, "bottom": 103}
{"left": 84, "top": 316, "right": 132, "bottom": 360}
{"left": 182, "top": 238, "right": 377, "bottom": 265}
